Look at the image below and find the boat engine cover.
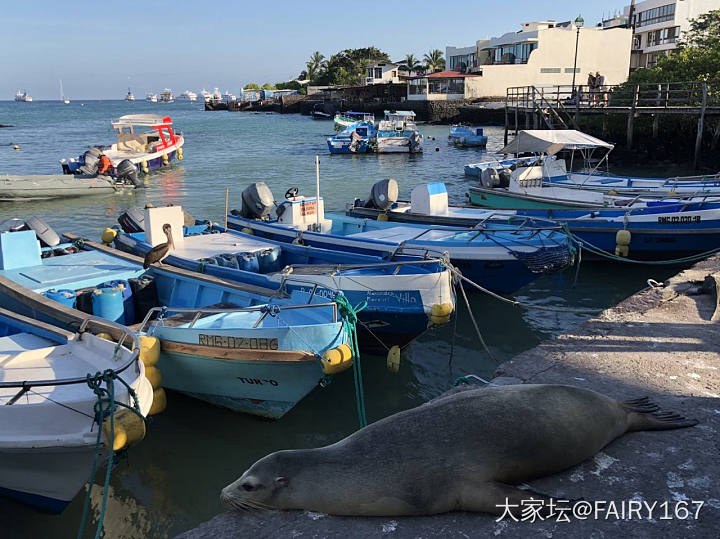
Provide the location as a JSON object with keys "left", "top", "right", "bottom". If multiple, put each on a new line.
{"left": 366, "top": 178, "right": 398, "bottom": 211}
{"left": 79, "top": 148, "right": 101, "bottom": 175}
{"left": 25, "top": 216, "right": 61, "bottom": 247}
{"left": 481, "top": 167, "right": 501, "bottom": 188}
{"left": 241, "top": 182, "right": 275, "bottom": 219}
{"left": 117, "top": 159, "right": 142, "bottom": 187}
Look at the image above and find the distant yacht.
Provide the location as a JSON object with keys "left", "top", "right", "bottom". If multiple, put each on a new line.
{"left": 177, "top": 90, "right": 198, "bottom": 102}
{"left": 159, "top": 88, "right": 174, "bottom": 103}
{"left": 59, "top": 79, "right": 70, "bottom": 104}
{"left": 200, "top": 89, "right": 212, "bottom": 102}
{"left": 146, "top": 93, "right": 158, "bottom": 103}
{"left": 125, "top": 87, "right": 135, "bottom": 101}
{"left": 14, "top": 91, "right": 32, "bottom": 102}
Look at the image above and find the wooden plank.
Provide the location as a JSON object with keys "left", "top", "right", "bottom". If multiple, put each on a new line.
{"left": 160, "top": 340, "right": 316, "bottom": 362}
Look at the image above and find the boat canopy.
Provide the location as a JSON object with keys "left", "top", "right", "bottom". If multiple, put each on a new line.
{"left": 344, "top": 111, "right": 372, "bottom": 116}
{"left": 111, "top": 114, "right": 173, "bottom": 128}
{"left": 385, "top": 110, "right": 416, "bottom": 117}
{"left": 500, "top": 130, "right": 614, "bottom": 156}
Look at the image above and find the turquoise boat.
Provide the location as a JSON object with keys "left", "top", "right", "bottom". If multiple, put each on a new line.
{"left": 0, "top": 229, "right": 350, "bottom": 419}
{"left": 467, "top": 184, "right": 605, "bottom": 210}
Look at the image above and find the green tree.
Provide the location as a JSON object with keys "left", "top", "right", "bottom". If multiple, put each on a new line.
{"left": 305, "top": 51, "right": 327, "bottom": 82}
{"left": 261, "top": 82, "right": 275, "bottom": 90}
{"left": 400, "top": 54, "right": 420, "bottom": 74}
{"left": 313, "top": 47, "right": 391, "bottom": 86}
{"left": 423, "top": 49, "right": 446, "bottom": 73}
{"left": 244, "top": 83, "right": 260, "bottom": 89}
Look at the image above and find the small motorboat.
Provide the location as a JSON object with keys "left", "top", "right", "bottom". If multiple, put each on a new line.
{"left": 14, "top": 91, "right": 32, "bottom": 102}
{"left": 333, "top": 111, "right": 375, "bottom": 131}
{"left": 158, "top": 88, "right": 174, "bottom": 103}
{"left": 145, "top": 93, "right": 157, "bottom": 102}
{"left": 60, "top": 114, "right": 184, "bottom": 176}
{"left": 449, "top": 125, "right": 487, "bottom": 147}
{"left": 327, "top": 121, "right": 376, "bottom": 154}
{"left": 376, "top": 110, "right": 422, "bottom": 153}
{"left": 311, "top": 103, "right": 334, "bottom": 119}
{"left": 0, "top": 308, "right": 153, "bottom": 513}
{"left": 0, "top": 212, "right": 351, "bottom": 419}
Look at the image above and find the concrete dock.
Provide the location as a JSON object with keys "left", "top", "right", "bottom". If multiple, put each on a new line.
{"left": 178, "top": 257, "right": 720, "bottom": 538}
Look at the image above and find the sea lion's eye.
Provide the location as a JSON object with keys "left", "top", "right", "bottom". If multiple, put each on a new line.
{"left": 242, "top": 483, "right": 255, "bottom": 492}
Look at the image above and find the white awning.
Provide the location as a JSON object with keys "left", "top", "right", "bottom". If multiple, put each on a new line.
{"left": 500, "top": 130, "right": 614, "bottom": 155}
{"left": 112, "top": 114, "right": 171, "bottom": 127}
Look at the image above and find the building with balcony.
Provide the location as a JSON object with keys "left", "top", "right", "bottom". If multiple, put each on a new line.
{"left": 624, "top": 0, "right": 718, "bottom": 70}
{"left": 411, "top": 21, "right": 632, "bottom": 100}
{"left": 363, "top": 62, "right": 403, "bottom": 85}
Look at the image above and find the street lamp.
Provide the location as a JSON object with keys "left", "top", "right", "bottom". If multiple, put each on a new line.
{"left": 571, "top": 14, "right": 584, "bottom": 98}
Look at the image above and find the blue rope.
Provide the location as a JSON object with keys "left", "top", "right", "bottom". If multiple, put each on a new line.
{"left": 334, "top": 293, "right": 368, "bottom": 428}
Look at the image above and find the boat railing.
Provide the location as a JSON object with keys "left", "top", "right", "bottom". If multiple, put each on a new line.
{"left": 137, "top": 302, "right": 340, "bottom": 333}
{"left": 0, "top": 316, "right": 140, "bottom": 402}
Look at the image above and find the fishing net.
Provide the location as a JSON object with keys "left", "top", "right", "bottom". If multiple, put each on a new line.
{"left": 508, "top": 243, "right": 574, "bottom": 274}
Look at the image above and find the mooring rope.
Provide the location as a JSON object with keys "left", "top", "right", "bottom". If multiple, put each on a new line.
{"left": 334, "top": 292, "right": 368, "bottom": 428}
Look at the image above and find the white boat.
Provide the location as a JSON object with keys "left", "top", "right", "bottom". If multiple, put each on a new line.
{"left": 177, "top": 90, "right": 197, "bottom": 101}
{"left": 200, "top": 89, "right": 212, "bottom": 102}
{"left": 0, "top": 308, "right": 153, "bottom": 513}
{"left": 14, "top": 91, "right": 32, "bottom": 102}
{"left": 125, "top": 88, "right": 135, "bottom": 101}
{"left": 145, "top": 93, "right": 157, "bottom": 103}
{"left": 59, "top": 79, "right": 69, "bottom": 104}
{"left": 60, "top": 114, "right": 184, "bottom": 175}
{"left": 159, "top": 88, "right": 174, "bottom": 103}
{"left": 222, "top": 90, "right": 236, "bottom": 102}
{"left": 376, "top": 110, "right": 422, "bottom": 153}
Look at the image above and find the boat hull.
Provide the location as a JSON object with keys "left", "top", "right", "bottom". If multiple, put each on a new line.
{"left": 467, "top": 186, "right": 602, "bottom": 210}
{"left": 0, "top": 174, "right": 124, "bottom": 200}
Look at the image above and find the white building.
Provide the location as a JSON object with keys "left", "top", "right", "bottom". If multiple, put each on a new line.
{"left": 363, "top": 62, "right": 403, "bottom": 85}
{"left": 623, "top": 0, "right": 719, "bottom": 70}
{"left": 410, "top": 21, "right": 632, "bottom": 101}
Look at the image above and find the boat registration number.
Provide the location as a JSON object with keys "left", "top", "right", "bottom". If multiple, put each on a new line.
{"left": 301, "top": 201, "right": 316, "bottom": 216}
{"left": 198, "top": 335, "right": 279, "bottom": 350}
{"left": 657, "top": 215, "right": 701, "bottom": 224}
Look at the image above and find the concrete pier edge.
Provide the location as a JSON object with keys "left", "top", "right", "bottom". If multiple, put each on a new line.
{"left": 178, "top": 256, "right": 720, "bottom": 538}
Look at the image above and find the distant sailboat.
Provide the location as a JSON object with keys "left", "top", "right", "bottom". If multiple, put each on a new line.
{"left": 59, "top": 79, "right": 70, "bottom": 104}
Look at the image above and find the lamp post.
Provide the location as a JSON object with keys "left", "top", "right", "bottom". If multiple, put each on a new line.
{"left": 571, "top": 14, "right": 584, "bottom": 98}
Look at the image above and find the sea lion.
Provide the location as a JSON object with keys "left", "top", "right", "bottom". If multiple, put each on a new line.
{"left": 220, "top": 384, "right": 697, "bottom": 516}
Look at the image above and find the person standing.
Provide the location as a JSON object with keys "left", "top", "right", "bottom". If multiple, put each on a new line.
{"left": 586, "top": 72, "right": 596, "bottom": 105}
{"left": 595, "top": 71, "right": 607, "bottom": 107}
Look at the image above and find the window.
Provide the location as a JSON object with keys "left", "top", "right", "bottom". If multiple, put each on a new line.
{"left": 408, "top": 79, "right": 427, "bottom": 95}
{"left": 366, "top": 68, "right": 373, "bottom": 78}
{"left": 564, "top": 67, "right": 580, "bottom": 73}
{"left": 633, "top": 4, "right": 675, "bottom": 28}
{"left": 540, "top": 68, "right": 561, "bottom": 73}
{"left": 427, "top": 78, "right": 465, "bottom": 94}
{"left": 374, "top": 68, "right": 383, "bottom": 79}
{"left": 646, "top": 26, "right": 679, "bottom": 46}
{"left": 632, "top": 35, "right": 641, "bottom": 50}
{"left": 392, "top": 71, "right": 397, "bottom": 78}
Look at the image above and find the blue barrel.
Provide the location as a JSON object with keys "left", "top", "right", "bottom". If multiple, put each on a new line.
{"left": 92, "top": 287, "right": 125, "bottom": 323}
{"left": 257, "top": 247, "right": 281, "bottom": 273}
{"left": 475, "top": 127, "right": 484, "bottom": 136}
{"left": 44, "top": 289, "right": 77, "bottom": 308}
{"left": 98, "top": 280, "right": 134, "bottom": 325}
{"left": 236, "top": 252, "right": 260, "bottom": 273}
{"left": 216, "top": 253, "right": 240, "bottom": 269}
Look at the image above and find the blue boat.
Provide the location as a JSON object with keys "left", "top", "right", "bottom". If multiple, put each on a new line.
{"left": 114, "top": 217, "right": 455, "bottom": 349}
{"left": 344, "top": 181, "right": 720, "bottom": 261}
{"left": 327, "top": 121, "right": 376, "bottom": 154}
{"left": 225, "top": 188, "right": 572, "bottom": 294}
{"left": 449, "top": 125, "right": 487, "bottom": 148}
{"left": 376, "top": 111, "right": 423, "bottom": 153}
{"left": 334, "top": 111, "right": 375, "bottom": 131}
{"left": 0, "top": 227, "right": 351, "bottom": 419}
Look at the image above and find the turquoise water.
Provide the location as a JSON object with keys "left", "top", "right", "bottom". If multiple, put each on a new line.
{"left": 0, "top": 101, "right": 678, "bottom": 538}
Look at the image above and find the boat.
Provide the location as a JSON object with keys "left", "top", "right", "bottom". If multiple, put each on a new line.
{"left": 376, "top": 110, "right": 422, "bottom": 153}
{"left": 200, "top": 89, "right": 212, "bottom": 102}
{"left": 60, "top": 114, "right": 184, "bottom": 176}
{"left": 114, "top": 198, "right": 455, "bottom": 350}
{"left": 14, "top": 91, "right": 32, "bottom": 102}
{"left": 59, "top": 79, "right": 69, "bottom": 104}
{"left": 222, "top": 91, "right": 236, "bottom": 103}
{"left": 125, "top": 87, "right": 135, "bottom": 101}
{"left": 177, "top": 90, "right": 198, "bottom": 102}
{"left": 158, "top": 89, "right": 174, "bottom": 103}
{"left": 464, "top": 156, "right": 545, "bottom": 178}
{"left": 346, "top": 180, "right": 720, "bottom": 261}
{"left": 225, "top": 187, "right": 571, "bottom": 294}
{"left": 0, "top": 213, "right": 351, "bottom": 419}
{"left": 145, "top": 93, "right": 157, "bottom": 103}
{"left": 0, "top": 305, "right": 152, "bottom": 513}
{"left": 327, "top": 121, "right": 376, "bottom": 154}
{"left": 448, "top": 125, "right": 487, "bottom": 147}
{"left": 334, "top": 111, "right": 375, "bottom": 131}
{"left": 311, "top": 103, "right": 333, "bottom": 120}
{"left": 0, "top": 171, "right": 142, "bottom": 200}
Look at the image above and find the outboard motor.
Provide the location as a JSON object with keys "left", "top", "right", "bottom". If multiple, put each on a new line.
{"left": 117, "top": 207, "right": 146, "bottom": 232}
{"left": 364, "top": 178, "right": 398, "bottom": 210}
{"left": 24, "top": 216, "right": 61, "bottom": 247}
{"left": 116, "top": 159, "right": 142, "bottom": 187}
{"left": 79, "top": 147, "right": 102, "bottom": 175}
{"left": 498, "top": 168, "right": 512, "bottom": 188}
{"left": 480, "top": 167, "right": 501, "bottom": 188}
{"left": 240, "top": 182, "right": 275, "bottom": 219}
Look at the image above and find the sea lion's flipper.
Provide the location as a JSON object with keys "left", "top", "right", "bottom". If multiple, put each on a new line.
{"left": 460, "top": 481, "right": 552, "bottom": 516}
{"left": 623, "top": 399, "right": 699, "bottom": 431}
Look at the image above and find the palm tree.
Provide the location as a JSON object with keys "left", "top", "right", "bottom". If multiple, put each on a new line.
{"left": 423, "top": 49, "right": 446, "bottom": 73}
{"left": 400, "top": 54, "right": 420, "bottom": 74}
{"left": 306, "top": 51, "right": 326, "bottom": 82}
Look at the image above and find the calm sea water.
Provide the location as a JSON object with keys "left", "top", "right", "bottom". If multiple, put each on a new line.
{"left": 0, "top": 101, "right": 679, "bottom": 538}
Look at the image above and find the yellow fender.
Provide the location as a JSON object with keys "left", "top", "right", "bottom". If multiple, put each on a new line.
{"left": 101, "top": 227, "right": 117, "bottom": 244}
{"left": 162, "top": 154, "right": 169, "bottom": 166}
{"left": 386, "top": 345, "right": 401, "bottom": 373}
{"left": 144, "top": 365, "right": 162, "bottom": 389}
{"left": 139, "top": 336, "right": 160, "bottom": 367}
{"left": 240, "top": 227, "right": 254, "bottom": 235}
{"left": 321, "top": 344, "right": 353, "bottom": 375}
{"left": 377, "top": 213, "right": 389, "bottom": 221}
{"left": 429, "top": 302, "right": 453, "bottom": 325}
{"left": 103, "top": 408, "right": 146, "bottom": 452}
{"left": 615, "top": 229, "right": 631, "bottom": 257}
{"left": 141, "top": 161, "right": 149, "bottom": 174}
{"left": 177, "top": 147, "right": 184, "bottom": 161}
{"left": 149, "top": 388, "right": 167, "bottom": 415}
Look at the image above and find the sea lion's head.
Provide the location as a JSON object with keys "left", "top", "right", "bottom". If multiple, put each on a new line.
{"left": 220, "top": 452, "right": 291, "bottom": 511}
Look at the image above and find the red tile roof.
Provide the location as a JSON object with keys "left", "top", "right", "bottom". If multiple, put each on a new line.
{"left": 410, "top": 70, "right": 481, "bottom": 79}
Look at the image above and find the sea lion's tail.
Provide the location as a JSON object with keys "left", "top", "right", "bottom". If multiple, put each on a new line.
{"left": 622, "top": 397, "right": 699, "bottom": 431}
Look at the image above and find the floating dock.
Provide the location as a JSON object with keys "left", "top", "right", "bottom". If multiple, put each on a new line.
{"left": 179, "top": 257, "right": 720, "bottom": 538}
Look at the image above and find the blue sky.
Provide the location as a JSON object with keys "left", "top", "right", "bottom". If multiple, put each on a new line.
{"left": 2, "top": 0, "right": 628, "bottom": 99}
